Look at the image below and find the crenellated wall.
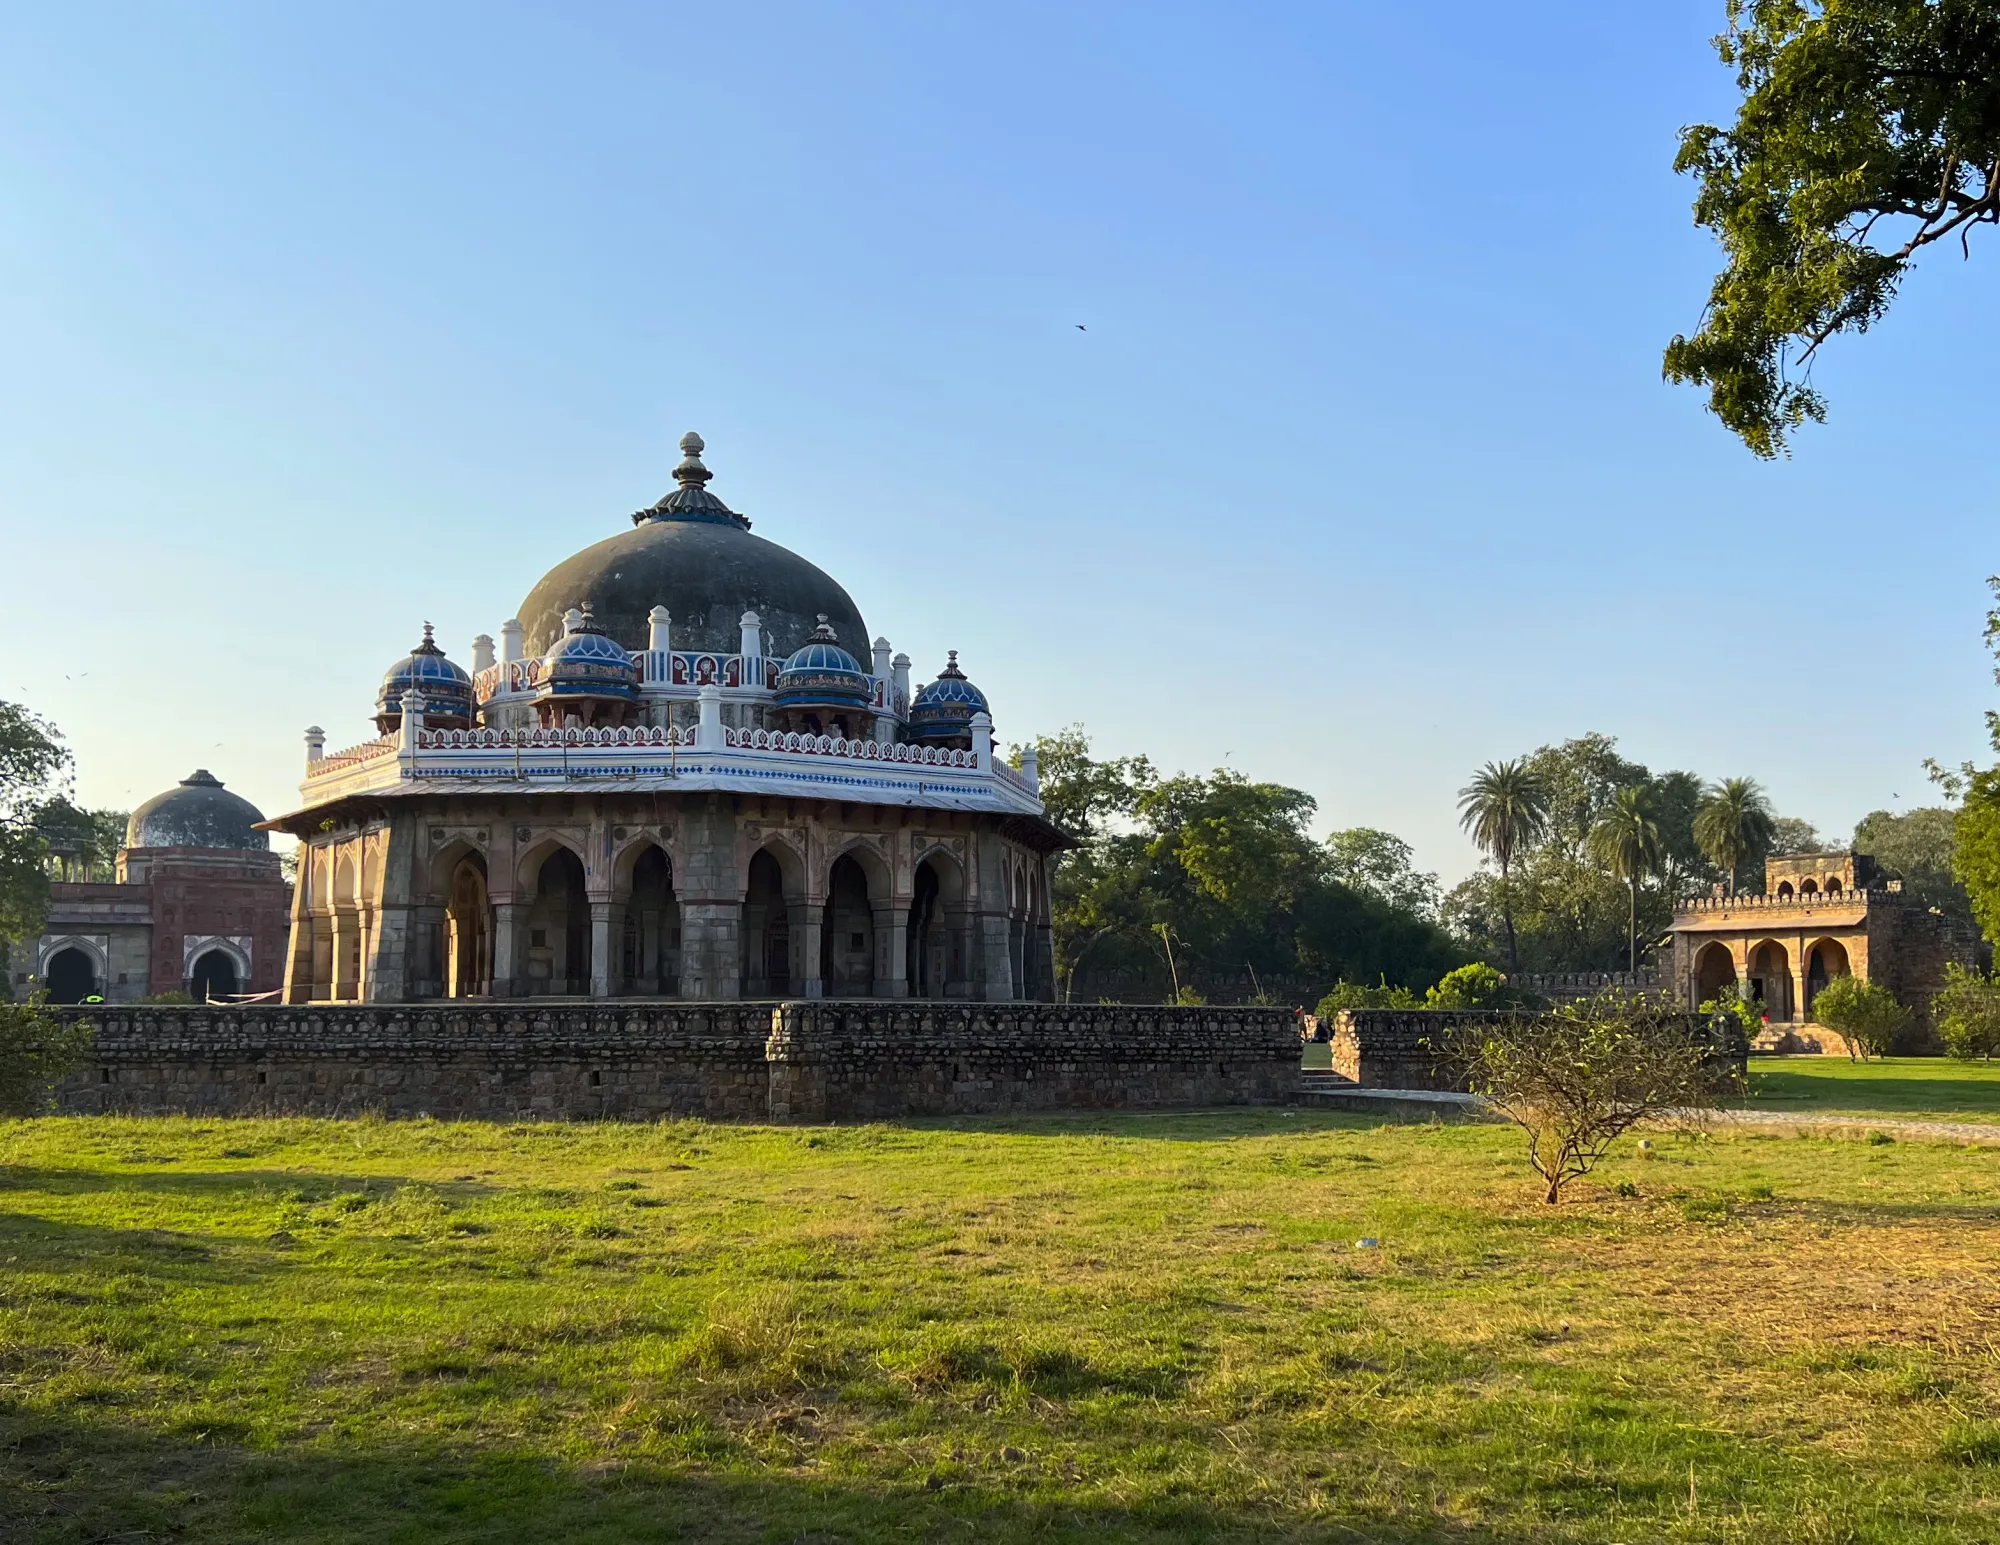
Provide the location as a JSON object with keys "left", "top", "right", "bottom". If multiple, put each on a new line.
{"left": 52, "top": 1001, "right": 1300, "bottom": 1122}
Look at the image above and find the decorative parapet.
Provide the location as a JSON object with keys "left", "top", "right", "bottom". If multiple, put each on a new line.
{"left": 1674, "top": 887, "right": 1888, "bottom": 920}
{"left": 722, "top": 726, "right": 977, "bottom": 767}
{"left": 315, "top": 735, "right": 397, "bottom": 770}
{"left": 417, "top": 724, "right": 695, "bottom": 750}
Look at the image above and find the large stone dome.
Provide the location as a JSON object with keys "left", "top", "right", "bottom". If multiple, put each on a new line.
{"left": 127, "top": 771, "right": 269, "bottom": 851}
{"left": 517, "top": 433, "right": 869, "bottom": 659}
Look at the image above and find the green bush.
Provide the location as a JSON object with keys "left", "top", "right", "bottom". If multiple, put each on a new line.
{"left": 1423, "top": 963, "right": 1543, "bottom": 1011}
{"left": 0, "top": 995, "right": 95, "bottom": 1116}
{"left": 1315, "top": 979, "right": 1423, "bottom": 1018}
{"left": 1933, "top": 963, "right": 2000, "bottom": 1062}
{"left": 1809, "top": 976, "right": 1908, "bottom": 1061}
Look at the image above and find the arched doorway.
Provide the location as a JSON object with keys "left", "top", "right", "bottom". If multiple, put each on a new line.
{"left": 822, "top": 854, "right": 875, "bottom": 997}
{"left": 624, "top": 845, "right": 681, "bottom": 995}
{"left": 189, "top": 949, "right": 240, "bottom": 1001}
{"left": 1749, "top": 940, "right": 1792, "bottom": 1022}
{"left": 1806, "top": 937, "right": 1851, "bottom": 1017}
{"left": 741, "top": 848, "right": 790, "bottom": 996}
{"left": 1692, "top": 941, "right": 1737, "bottom": 1006}
{"left": 907, "top": 859, "right": 957, "bottom": 998}
{"left": 45, "top": 947, "right": 97, "bottom": 1004}
{"left": 446, "top": 854, "right": 491, "bottom": 997}
{"left": 526, "top": 847, "right": 590, "bottom": 995}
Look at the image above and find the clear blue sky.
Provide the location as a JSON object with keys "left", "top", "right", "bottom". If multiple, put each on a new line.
{"left": 2, "top": 2, "right": 1994, "bottom": 882}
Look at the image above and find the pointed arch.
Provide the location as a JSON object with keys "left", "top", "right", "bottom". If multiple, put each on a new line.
{"left": 523, "top": 845, "right": 590, "bottom": 995}
{"left": 621, "top": 840, "right": 681, "bottom": 996}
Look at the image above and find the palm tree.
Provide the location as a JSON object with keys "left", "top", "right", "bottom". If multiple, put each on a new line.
{"left": 1589, "top": 785, "right": 1664, "bottom": 975}
{"left": 1458, "top": 759, "right": 1550, "bottom": 973}
{"left": 1692, "top": 777, "right": 1776, "bottom": 895}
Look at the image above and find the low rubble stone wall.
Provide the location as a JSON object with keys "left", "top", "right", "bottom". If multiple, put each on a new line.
{"left": 51, "top": 1001, "right": 1300, "bottom": 1122}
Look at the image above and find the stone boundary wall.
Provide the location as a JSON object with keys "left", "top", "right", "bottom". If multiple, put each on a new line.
{"left": 50, "top": 1002, "right": 1300, "bottom": 1122}
{"left": 1326, "top": 1009, "right": 1746, "bottom": 1091}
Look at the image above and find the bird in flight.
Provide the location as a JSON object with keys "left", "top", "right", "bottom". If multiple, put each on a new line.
{"left": 1075, "top": 324, "right": 1087, "bottom": 331}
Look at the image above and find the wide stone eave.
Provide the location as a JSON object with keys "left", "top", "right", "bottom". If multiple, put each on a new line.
{"left": 258, "top": 788, "right": 1078, "bottom": 850}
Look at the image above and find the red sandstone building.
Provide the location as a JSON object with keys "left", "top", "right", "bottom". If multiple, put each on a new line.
{"left": 19, "top": 771, "right": 290, "bottom": 1003}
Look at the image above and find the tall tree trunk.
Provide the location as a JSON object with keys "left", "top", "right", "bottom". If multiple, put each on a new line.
{"left": 1628, "top": 876, "right": 1638, "bottom": 975}
{"left": 1501, "top": 855, "right": 1519, "bottom": 975}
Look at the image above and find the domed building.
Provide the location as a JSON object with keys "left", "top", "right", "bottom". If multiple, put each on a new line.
{"left": 26, "top": 771, "right": 290, "bottom": 1004}
{"left": 269, "top": 434, "right": 1064, "bottom": 1005}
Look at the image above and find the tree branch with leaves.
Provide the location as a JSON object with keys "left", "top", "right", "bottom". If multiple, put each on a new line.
{"left": 1666, "top": 0, "right": 2000, "bottom": 456}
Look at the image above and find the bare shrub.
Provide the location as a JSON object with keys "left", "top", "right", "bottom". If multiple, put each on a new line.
{"left": 1456, "top": 992, "right": 1741, "bottom": 1204}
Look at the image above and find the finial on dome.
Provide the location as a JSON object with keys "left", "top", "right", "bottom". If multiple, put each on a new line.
{"left": 422, "top": 621, "right": 434, "bottom": 644}
{"left": 807, "top": 613, "right": 840, "bottom": 643}
{"left": 674, "top": 431, "right": 712, "bottom": 490}
{"left": 939, "top": 650, "right": 966, "bottom": 678}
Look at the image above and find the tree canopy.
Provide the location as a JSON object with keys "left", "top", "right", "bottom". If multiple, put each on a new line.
{"left": 1666, "top": 0, "right": 2000, "bottom": 455}
{"left": 1018, "top": 728, "right": 1462, "bottom": 1004}
{"left": 0, "top": 700, "right": 74, "bottom": 955}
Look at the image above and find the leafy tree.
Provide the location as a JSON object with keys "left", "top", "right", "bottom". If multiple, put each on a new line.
{"left": 1524, "top": 735, "right": 1650, "bottom": 863}
{"left": 1930, "top": 579, "right": 2000, "bottom": 944}
{"left": 1650, "top": 769, "right": 1713, "bottom": 899}
{"left": 0, "top": 701, "right": 74, "bottom": 976}
{"left": 1324, "top": 828, "right": 1441, "bottom": 921}
{"left": 1853, "top": 806, "right": 1969, "bottom": 916}
{"left": 1021, "top": 728, "right": 1461, "bottom": 1003}
{"left": 1768, "top": 815, "right": 1824, "bottom": 856}
{"left": 1590, "top": 785, "right": 1665, "bottom": 974}
{"left": 32, "top": 798, "right": 127, "bottom": 882}
{"left": 1694, "top": 777, "right": 1777, "bottom": 893}
{"left": 1932, "top": 962, "right": 2000, "bottom": 1060}
{"left": 1810, "top": 974, "right": 1909, "bottom": 1060}
{"left": 1457, "top": 759, "right": 1550, "bottom": 972}
{"left": 1457, "top": 992, "right": 1743, "bottom": 1203}
{"left": 0, "top": 995, "right": 94, "bottom": 1115}
{"left": 1666, "top": 0, "right": 2000, "bottom": 456}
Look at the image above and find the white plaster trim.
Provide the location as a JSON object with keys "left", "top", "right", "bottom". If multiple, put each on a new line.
{"left": 183, "top": 934, "right": 253, "bottom": 975}
{"left": 38, "top": 934, "right": 109, "bottom": 975}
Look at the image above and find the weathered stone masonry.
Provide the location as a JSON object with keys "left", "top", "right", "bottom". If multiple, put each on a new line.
{"left": 54, "top": 1003, "right": 1300, "bottom": 1122}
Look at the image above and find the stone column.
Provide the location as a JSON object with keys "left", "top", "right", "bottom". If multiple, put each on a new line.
{"left": 491, "top": 902, "right": 524, "bottom": 997}
{"left": 676, "top": 793, "right": 742, "bottom": 1000}
{"left": 795, "top": 899, "right": 825, "bottom": 999}
{"left": 283, "top": 846, "right": 318, "bottom": 1003}
{"left": 330, "top": 910, "right": 357, "bottom": 1001}
{"left": 944, "top": 904, "right": 975, "bottom": 998}
{"left": 978, "top": 913, "right": 1014, "bottom": 1002}
{"left": 742, "top": 903, "right": 769, "bottom": 996}
{"left": 680, "top": 904, "right": 741, "bottom": 999}
{"left": 876, "top": 899, "right": 909, "bottom": 999}
{"left": 590, "top": 901, "right": 621, "bottom": 997}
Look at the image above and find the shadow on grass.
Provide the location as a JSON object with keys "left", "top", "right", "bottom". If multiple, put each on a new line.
{"left": 0, "top": 1406, "right": 1545, "bottom": 1545}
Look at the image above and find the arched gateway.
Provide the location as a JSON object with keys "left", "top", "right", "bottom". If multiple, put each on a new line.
{"left": 273, "top": 434, "right": 1069, "bottom": 1004}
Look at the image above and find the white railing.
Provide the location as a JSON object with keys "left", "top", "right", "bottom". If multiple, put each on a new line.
{"left": 315, "top": 736, "right": 397, "bottom": 771}
{"left": 416, "top": 724, "right": 695, "bottom": 750}
{"left": 993, "top": 759, "right": 1036, "bottom": 796}
{"left": 723, "top": 726, "right": 978, "bottom": 767}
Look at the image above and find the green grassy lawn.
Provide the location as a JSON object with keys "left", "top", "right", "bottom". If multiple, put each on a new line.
{"left": 1743, "top": 1056, "right": 2000, "bottom": 1123}
{"left": 5, "top": 1112, "right": 2000, "bottom": 1543}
